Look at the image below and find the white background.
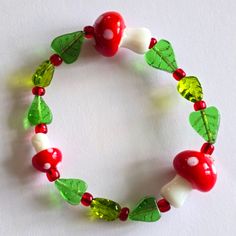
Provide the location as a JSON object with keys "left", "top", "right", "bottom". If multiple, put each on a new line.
{"left": 0, "top": 0, "right": 236, "bottom": 235}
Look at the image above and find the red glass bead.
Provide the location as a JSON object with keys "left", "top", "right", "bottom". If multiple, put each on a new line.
{"left": 173, "top": 150, "right": 217, "bottom": 192}
{"left": 93, "top": 11, "right": 125, "bottom": 57}
{"left": 157, "top": 198, "right": 171, "bottom": 213}
{"left": 173, "top": 68, "right": 186, "bottom": 81}
{"left": 32, "top": 86, "right": 45, "bottom": 96}
{"left": 32, "top": 148, "right": 62, "bottom": 173}
{"left": 194, "top": 100, "right": 207, "bottom": 111}
{"left": 83, "top": 25, "right": 94, "bottom": 39}
{"left": 46, "top": 168, "right": 60, "bottom": 182}
{"left": 201, "top": 142, "right": 215, "bottom": 155}
{"left": 49, "top": 54, "right": 63, "bottom": 66}
{"left": 35, "top": 123, "right": 48, "bottom": 134}
{"left": 81, "top": 192, "right": 93, "bottom": 206}
{"left": 119, "top": 207, "right": 130, "bottom": 221}
{"left": 149, "top": 37, "right": 157, "bottom": 49}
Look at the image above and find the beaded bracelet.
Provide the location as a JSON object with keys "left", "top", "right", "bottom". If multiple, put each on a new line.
{"left": 28, "top": 11, "right": 220, "bottom": 222}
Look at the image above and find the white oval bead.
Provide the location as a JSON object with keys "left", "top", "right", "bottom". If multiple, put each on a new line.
{"left": 31, "top": 133, "right": 51, "bottom": 153}
{"left": 160, "top": 174, "right": 192, "bottom": 208}
{"left": 119, "top": 27, "right": 151, "bottom": 54}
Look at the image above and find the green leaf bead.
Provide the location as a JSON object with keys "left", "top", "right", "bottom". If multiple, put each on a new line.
{"left": 177, "top": 76, "right": 203, "bottom": 102}
{"left": 145, "top": 39, "right": 177, "bottom": 72}
{"left": 90, "top": 198, "right": 121, "bottom": 221}
{"left": 55, "top": 178, "right": 88, "bottom": 205}
{"left": 129, "top": 196, "right": 161, "bottom": 222}
{"left": 28, "top": 96, "right": 53, "bottom": 126}
{"left": 189, "top": 106, "right": 220, "bottom": 144}
{"left": 32, "top": 60, "right": 55, "bottom": 87}
{"left": 51, "top": 31, "right": 84, "bottom": 64}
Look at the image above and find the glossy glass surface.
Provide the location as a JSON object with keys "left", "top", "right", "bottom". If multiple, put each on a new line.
{"left": 32, "top": 86, "right": 45, "bottom": 96}
{"left": 51, "top": 31, "right": 84, "bottom": 64}
{"left": 32, "top": 148, "right": 62, "bottom": 172}
{"left": 93, "top": 11, "right": 125, "bottom": 57}
{"left": 177, "top": 76, "right": 203, "bottom": 102}
{"left": 49, "top": 54, "right": 63, "bottom": 66}
{"left": 46, "top": 168, "right": 60, "bottom": 182}
{"left": 119, "top": 207, "right": 130, "bottom": 221}
{"left": 32, "top": 60, "right": 54, "bottom": 87}
{"left": 194, "top": 100, "right": 207, "bottom": 111}
{"left": 145, "top": 39, "right": 177, "bottom": 72}
{"left": 90, "top": 198, "right": 121, "bottom": 221}
{"left": 173, "top": 68, "right": 186, "bottom": 81}
{"left": 55, "top": 178, "right": 88, "bottom": 205}
{"left": 201, "top": 142, "right": 215, "bottom": 155}
{"left": 157, "top": 198, "right": 171, "bottom": 213}
{"left": 34, "top": 123, "right": 48, "bottom": 134}
{"left": 189, "top": 106, "right": 220, "bottom": 143}
{"left": 173, "top": 150, "right": 217, "bottom": 191}
{"left": 129, "top": 196, "right": 161, "bottom": 222}
{"left": 81, "top": 192, "right": 93, "bottom": 207}
{"left": 28, "top": 96, "right": 53, "bottom": 125}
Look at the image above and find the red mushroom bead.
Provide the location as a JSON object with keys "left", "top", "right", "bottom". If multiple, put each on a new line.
{"left": 161, "top": 150, "right": 217, "bottom": 208}
{"left": 93, "top": 11, "right": 126, "bottom": 57}
{"left": 173, "top": 150, "right": 217, "bottom": 192}
{"left": 32, "top": 148, "right": 62, "bottom": 173}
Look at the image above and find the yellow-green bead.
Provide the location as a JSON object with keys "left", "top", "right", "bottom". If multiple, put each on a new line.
{"left": 90, "top": 198, "right": 121, "bottom": 221}
{"left": 32, "top": 60, "right": 55, "bottom": 87}
{"left": 177, "top": 76, "right": 203, "bottom": 102}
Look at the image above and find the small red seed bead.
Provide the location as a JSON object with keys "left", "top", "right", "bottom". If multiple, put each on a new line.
{"left": 201, "top": 142, "right": 215, "bottom": 155}
{"left": 173, "top": 68, "right": 186, "bottom": 81}
{"left": 149, "top": 37, "right": 157, "bottom": 49}
{"left": 81, "top": 192, "right": 93, "bottom": 206}
{"left": 35, "top": 124, "right": 48, "bottom": 134}
{"left": 119, "top": 207, "right": 130, "bottom": 221}
{"left": 157, "top": 198, "right": 171, "bottom": 213}
{"left": 32, "top": 86, "right": 45, "bottom": 96}
{"left": 46, "top": 168, "right": 60, "bottom": 182}
{"left": 83, "top": 26, "right": 94, "bottom": 39}
{"left": 194, "top": 100, "right": 207, "bottom": 111}
{"left": 50, "top": 54, "right": 63, "bottom": 66}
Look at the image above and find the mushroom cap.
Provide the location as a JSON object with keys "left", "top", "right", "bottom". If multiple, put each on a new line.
{"left": 173, "top": 150, "right": 217, "bottom": 192}
{"left": 32, "top": 148, "right": 62, "bottom": 173}
{"left": 93, "top": 11, "right": 125, "bottom": 57}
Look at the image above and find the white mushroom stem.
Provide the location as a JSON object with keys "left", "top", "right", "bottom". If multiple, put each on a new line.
{"left": 160, "top": 174, "right": 192, "bottom": 208}
{"left": 119, "top": 27, "right": 152, "bottom": 54}
{"left": 31, "top": 133, "right": 51, "bottom": 153}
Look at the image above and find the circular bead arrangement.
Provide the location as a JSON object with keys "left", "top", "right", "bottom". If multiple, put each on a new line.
{"left": 27, "top": 11, "right": 221, "bottom": 222}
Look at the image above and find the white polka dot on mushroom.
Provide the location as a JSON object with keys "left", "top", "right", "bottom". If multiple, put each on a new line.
{"left": 44, "top": 163, "right": 51, "bottom": 170}
{"left": 103, "top": 29, "right": 114, "bottom": 40}
{"left": 212, "top": 164, "right": 217, "bottom": 174}
{"left": 203, "top": 163, "right": 209, "bottom": 169}
{"left": 187, "top": 157, "right": 199, "bottom": 166}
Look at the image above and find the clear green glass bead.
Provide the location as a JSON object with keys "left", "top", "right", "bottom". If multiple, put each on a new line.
{"left": 177, "top": 76, "right": 203, "bottom": 102}
{"left": 32, "top": 60, "right": 55, "bottom": 87}
{"left": 90, "top": 198, "right": 121, "bottom": 221}
{"left": 129, "top": 196, "right": 161, "bottom": 222}
{"left": 55, "top": 178, "right": 87, "bottom": 205}
{"left": 51, "top": 31, "right": 84, "bottom": 64}
{"left": 189, "top": 106, "right": 220, "bottom": 143}
{"left": 145, "top": 39, "right": 177, "bottom": 72}
{"left": 28, "top": 96, "right": 53, "bottom": 125}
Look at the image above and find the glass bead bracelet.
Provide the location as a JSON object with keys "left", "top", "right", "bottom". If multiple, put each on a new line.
{"left": 28, "top": 11, "right": 220, "bottom": 222}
